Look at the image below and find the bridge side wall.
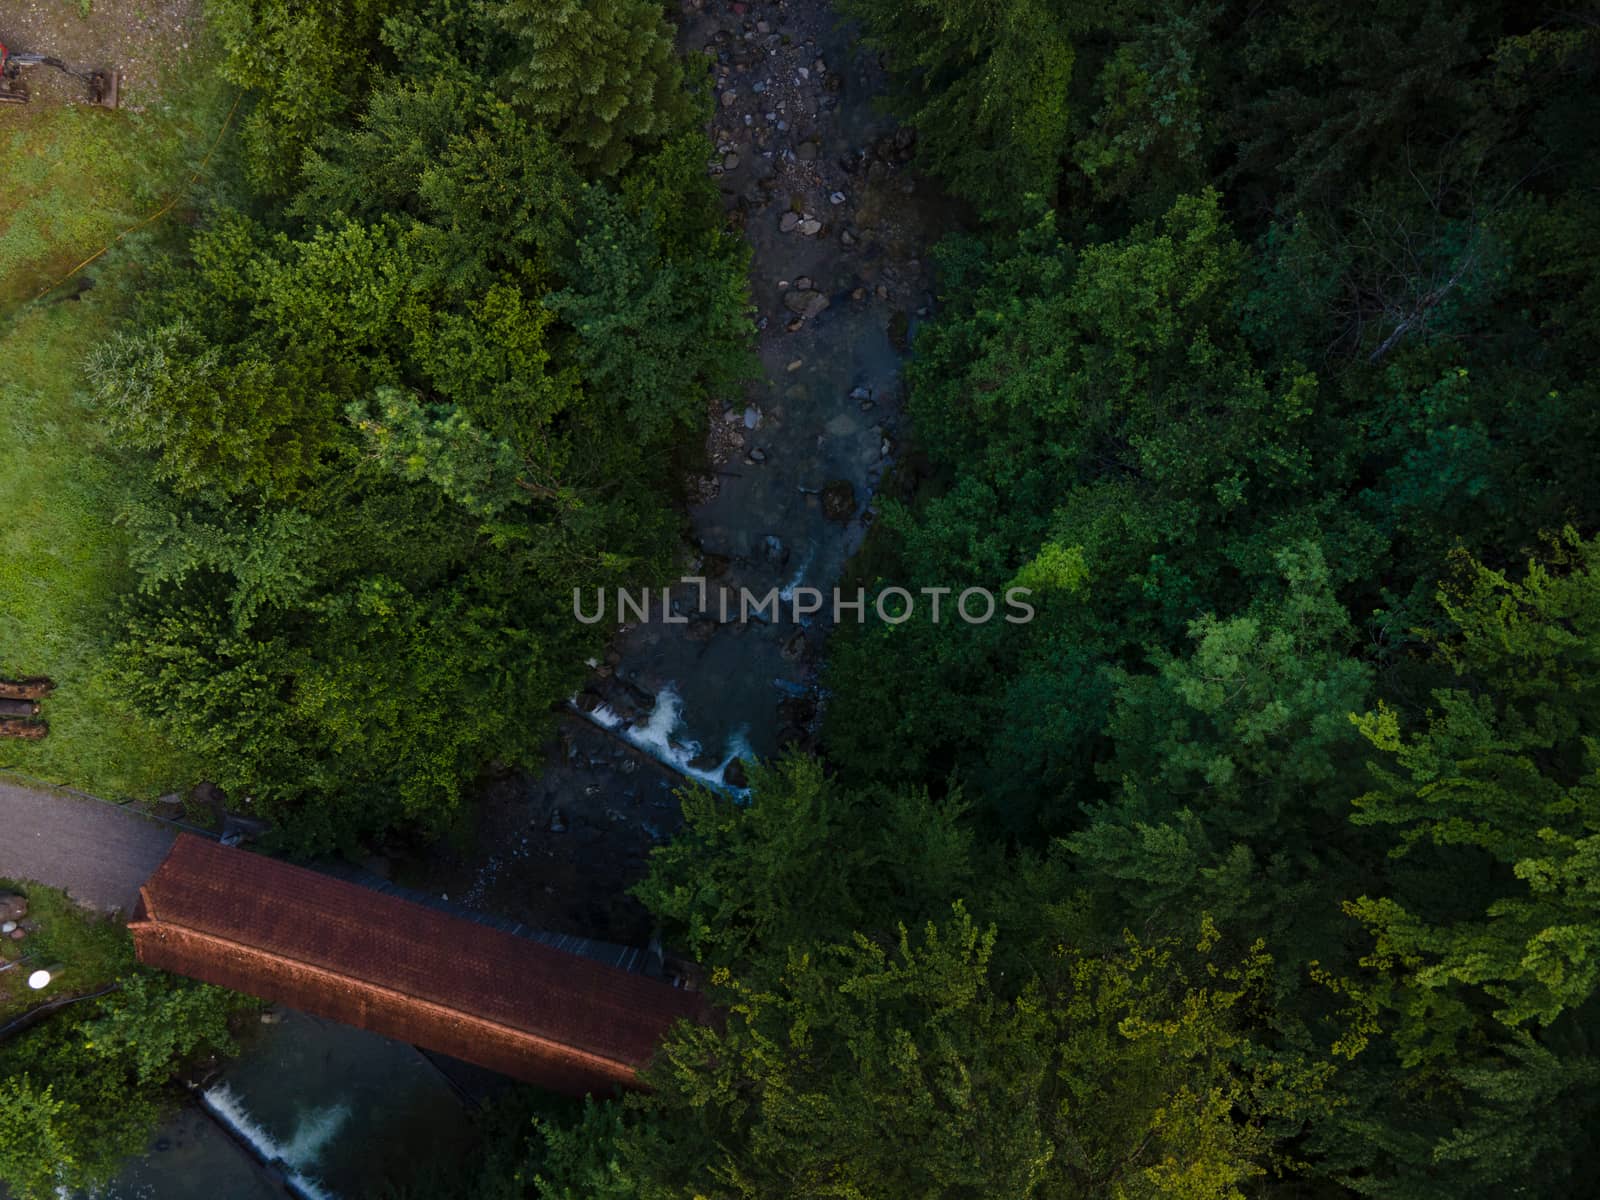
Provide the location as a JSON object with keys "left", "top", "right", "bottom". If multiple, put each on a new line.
{"left": 130, "top": 915, "right": 641, "bottom": 1097}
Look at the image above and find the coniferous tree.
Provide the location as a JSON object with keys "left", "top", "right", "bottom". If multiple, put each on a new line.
{"left": 837, "top": 0, "right": 1082, "bottom": 220}
{"left": 495, "top": 0, "right": 696, "bottom": 177}
{"left": 1331, "top": 534, "right": 1600, "bottom": 1194}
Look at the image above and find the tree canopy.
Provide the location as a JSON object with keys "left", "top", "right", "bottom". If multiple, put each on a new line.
{"left": 86, "top": 0, "right": 751, "bottom": 851}
{"left": 5, "top": 0, "right": 1598, "bottom": 1196}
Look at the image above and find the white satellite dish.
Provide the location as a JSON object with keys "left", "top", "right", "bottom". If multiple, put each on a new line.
{"left": 26, "top": 969, "right": 51, "bottom": 990}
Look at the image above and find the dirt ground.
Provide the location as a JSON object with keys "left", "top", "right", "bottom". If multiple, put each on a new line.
{"left": 0, "top": 0, "right": 199, "bottom": 112}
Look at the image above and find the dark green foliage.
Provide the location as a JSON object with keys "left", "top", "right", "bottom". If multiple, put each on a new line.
{"left": 1068, "top": 542, "right": 1377, "bottom": 981}
{"left": 208, "top": 0, "right": 393, "bottom": 194}
{"left": 494, "top": 0, "right": 698, "bottom": 177}
{"left": 627, "top": 909, "right": 1299, "bottom": 1200}
{"left": 1320, "top": 537, "right": 1600, "bottom": 1195}
{"left": 814, "top": 5, "right": 1600, "bottom": 1197}
{"left": 838, "top": 0, "right": 1081, "bottom": 220}
{"left": 92, "top": 0, "right": 751, "bottom": 850}
{"left": 1350, "top": 536, "right": 1600, "bottom": 1035}
{"left": 826, "top": 190, "right": 1370, "bottom": 833}
{"left": 0, "top": 957, "right": 252, "bottom": 1200}
{"left": 622, "top": 763, "right": 1328, "bottom": 1200}
{"left": 448, "top": 761, "right": 1332, "bottom": 1200}
{"left": 1070, "top": 3, "right": 1211, "bottom": 217}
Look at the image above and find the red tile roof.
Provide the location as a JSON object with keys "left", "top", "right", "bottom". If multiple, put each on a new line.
{"left": 130, "top": 834, "right": 704, "bottom": 1094}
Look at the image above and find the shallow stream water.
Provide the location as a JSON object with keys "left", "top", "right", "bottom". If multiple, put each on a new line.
{"left": 574, "top": 0, "right": 954, "bottom": 782}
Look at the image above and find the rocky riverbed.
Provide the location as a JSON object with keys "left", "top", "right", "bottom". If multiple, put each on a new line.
{"left": 412, "top": 0, "right": 957, "bottom": 946}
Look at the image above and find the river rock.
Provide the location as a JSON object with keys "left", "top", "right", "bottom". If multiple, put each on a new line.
{"left": 723, "top": 759, "right": 749, "bottom": 789}
{"left": 779, "top": 695, "right": 818, "bottom": 725}
{"left": 799, "top": 218, "right": 822, "bottom": 236}
{"left": 821, "top": 479, "right": 857, "bottom": 522}
{"left": 744, "top": 406, "right": 762, "bottom": 429}
{"left": 783, "top": 290, "right": 829, "bottom": 319}
{"left": 0, "top": 894, "right": 27, "bottom": 923}
{"left": 780, "top": 211, "right": 800, "bottom": 233}
{"left": 797, "top": 140, "right": 819, "bottom": 161}
{"left": 724, "top": 152, "right": 741, "bottom": 170}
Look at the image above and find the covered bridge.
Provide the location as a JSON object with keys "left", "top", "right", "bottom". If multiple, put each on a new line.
{"left": 130, "top": 834, "right": 705, "bottom": 1095}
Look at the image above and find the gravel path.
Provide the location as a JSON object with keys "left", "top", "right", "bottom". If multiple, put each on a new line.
{"left": 0, "top": 776, "right": 176, "bottom": 914}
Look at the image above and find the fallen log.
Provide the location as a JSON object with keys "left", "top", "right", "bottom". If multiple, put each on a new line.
{"left": 0, "top": 719, "right": 47, "bottom": 740}
{"left": 0, "top": 699, "right": 40, "bottom": 717}
{"left": 0, "top": 678, "right": 54, "bottom": 701}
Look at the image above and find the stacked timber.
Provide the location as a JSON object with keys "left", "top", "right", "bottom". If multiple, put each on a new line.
{"left": 0, "top": 678, "right": 52, "bottom": 738}
{"left": 0, "top": 678, "right": 53, "bottom": 700}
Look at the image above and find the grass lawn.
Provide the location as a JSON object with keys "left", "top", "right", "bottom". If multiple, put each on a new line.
{"left": 0, "top": 21, "right": 231, "bottom": 798}
{"left": 0, "top": 878, "right": 131, "bottom": 1025}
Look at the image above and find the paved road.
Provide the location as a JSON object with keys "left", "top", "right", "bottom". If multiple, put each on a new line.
{"left": 0, "top": 777, "right": 177, "bottom": 915}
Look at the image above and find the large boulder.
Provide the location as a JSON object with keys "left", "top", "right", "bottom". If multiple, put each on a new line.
{"left": 822, "top": 479, "right": 857, "bottom": 522}
{"left": 783, "top": 289, "right": 830, "bottom": 320}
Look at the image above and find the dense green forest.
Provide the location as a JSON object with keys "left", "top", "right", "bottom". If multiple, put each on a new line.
{"left": 531, "top": 2, "right": 1596, "bottom": 1197}
{"left": 3, "top": 0, "right": 1598, "bottom": 1196}
{"left": 92, "top": 0, "right": 752, "bottom": 851}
